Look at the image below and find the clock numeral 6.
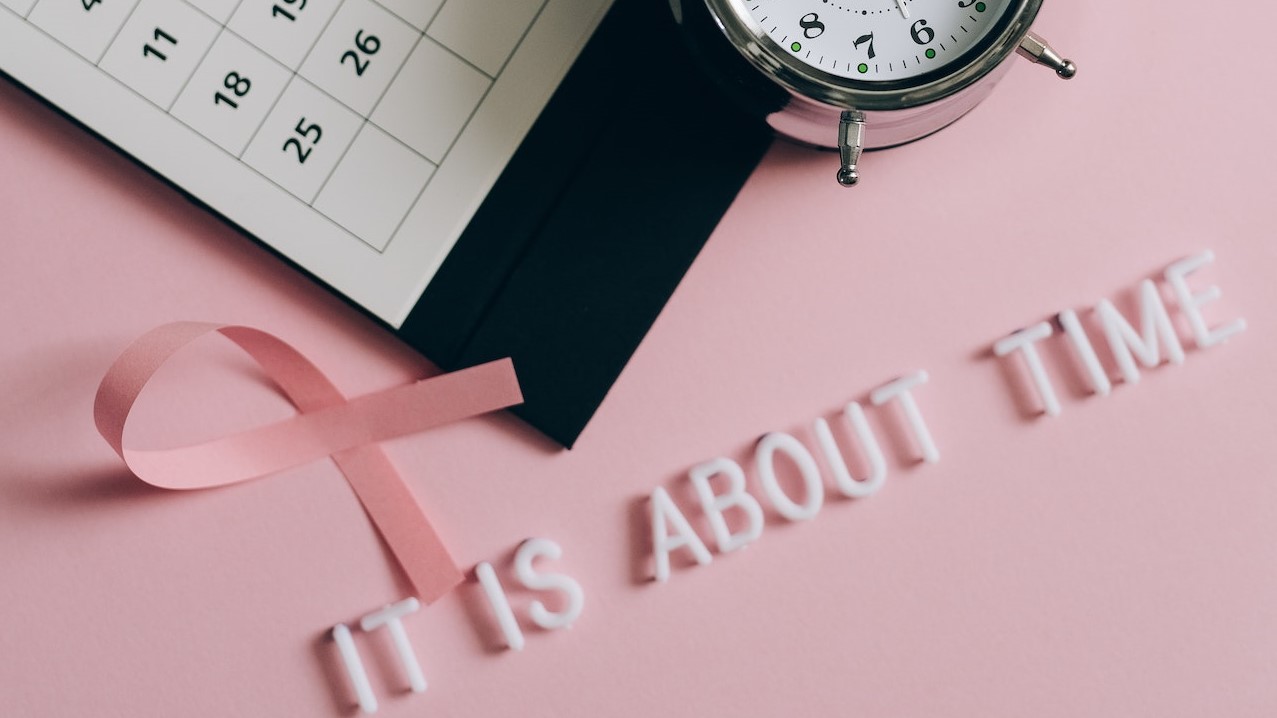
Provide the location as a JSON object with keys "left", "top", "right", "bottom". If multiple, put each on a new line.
{"left": 798, "top": 12, "right": 825, "bottom": 39}
{"left": 910, "top": 19, "right": 935, "bottom": 45}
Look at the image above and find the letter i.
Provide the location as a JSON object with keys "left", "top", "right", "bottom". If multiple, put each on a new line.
{"left": 332, "top": 623, "right": 378, "bottom": 714}
{"left": 476, "top": 562, "right": 526, "bottom": 651}
{"left": 1057, "top": 309, "right": 1111, "bottom": 396}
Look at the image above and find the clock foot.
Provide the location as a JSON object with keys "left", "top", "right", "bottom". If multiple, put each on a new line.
{"left": 1017, "top": 32, "right": 1077, "bottom": 80}
{"left": 837, "top": 111, "right": 866, "bottom": 188}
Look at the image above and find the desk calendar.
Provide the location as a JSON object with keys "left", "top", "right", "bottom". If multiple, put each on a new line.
{"left": 0, "top": 0, "right": 611, "bottom": 325}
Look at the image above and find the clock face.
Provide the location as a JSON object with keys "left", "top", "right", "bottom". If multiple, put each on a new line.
{"left": 736, "top": 0, "right": 1014, "bottom": 84}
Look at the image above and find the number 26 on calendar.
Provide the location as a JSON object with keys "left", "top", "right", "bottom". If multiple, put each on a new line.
{"left": 340, "top": 30, "right": 380, "bottom": 76}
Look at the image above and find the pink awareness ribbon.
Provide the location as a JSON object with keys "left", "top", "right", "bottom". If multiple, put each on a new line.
{"left": 93, "top": 322, "right": 523, "bottom": 603}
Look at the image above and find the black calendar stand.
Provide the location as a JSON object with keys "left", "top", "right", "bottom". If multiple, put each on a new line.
{"left": 399, "top": 0, "right": 775, "bottom": 449}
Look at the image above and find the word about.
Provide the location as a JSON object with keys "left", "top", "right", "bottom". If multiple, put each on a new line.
{"left": 649, "top": 371, "right": 939, "bottom": 582}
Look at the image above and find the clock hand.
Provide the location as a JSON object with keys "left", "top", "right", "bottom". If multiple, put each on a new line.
{"left": 894, "top": 0, "right": 910, "bottom": 19}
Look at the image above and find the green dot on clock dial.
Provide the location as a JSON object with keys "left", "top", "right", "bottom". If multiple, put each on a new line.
{"left": 791, "top": 42, "right": 801, "bottom": 52}
{"left": 857, "top": 63, "right": 869, "bottom": 74}
{"left": 925, "top": 49, "right": 936, "bottom": 59}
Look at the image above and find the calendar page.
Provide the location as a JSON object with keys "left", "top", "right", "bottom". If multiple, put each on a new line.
{"left": 0, "top": 0, "right": 612, "bottom": 325}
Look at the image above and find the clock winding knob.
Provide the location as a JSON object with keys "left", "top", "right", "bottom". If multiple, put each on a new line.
{"left": 837, "top": 111, "right": 867, "bottom": 188}
{"left": 1017, "top": 32, "right": 1077, "bottom": 80}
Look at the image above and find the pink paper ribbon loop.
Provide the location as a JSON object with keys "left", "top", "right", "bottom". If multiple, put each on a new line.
{"left": 93, "top": 322, "right": 523, "bottom": 603}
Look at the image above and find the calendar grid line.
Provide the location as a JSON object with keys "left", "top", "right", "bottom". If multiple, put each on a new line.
{"left": 294, "top": 0, "right": 344, "bottom": 72}
{"left": 492, "top": 0, "right": 549, "bottom": 80}
{"left": 167, "top": 30, "right": 226, "bottom": 111}
{"left": 364, "top": 31, "right": 422, "bottom": 120}
{"left": 427, "top": 0, "right": 549, "bottom": 172}
{"left": 238, "top": 73, "right": 293, "bottom": 158}
{"left": 420, "top": 36, "right": 493, "bottom": 166}
{"left": 382, "top": 157, "right": 433, "bottom": 252}
{"left": 420, "top": 28, "right": 493, "bottom": 82}
{"left": 420, "top": 0, "right": 445, "bottom": 33}
{"left": 164, "top": 0, "right": 245, "bottom": 111}
{"left": 375, "top": 0, "right": 550, "bottom": 254}
{"left": 302, "top": 0, "right": 422, "bottom": 205}
{"left": 93, "top": 0, "right": 143, "bottom": 65}
{"left": 308, "top": 118, "right": 365, "bottom": 203}
{"left": 165, "top": 0, "right": 240, "bottom": 37}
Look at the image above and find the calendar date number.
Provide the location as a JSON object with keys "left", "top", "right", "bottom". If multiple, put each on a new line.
{"left": 282, "top": 118, "right": 322, "bottom": 164}
{"left": 340, "top": 30, "right": 380, "bottom": 76}
{"left": 142, "top": 28, "right": 177, "bottom": 62}
{"left": 213, "top": 72, "right": 252, "bottom": 109}
{"left": 272, "top": 0, "right": 305, "bottom": 22}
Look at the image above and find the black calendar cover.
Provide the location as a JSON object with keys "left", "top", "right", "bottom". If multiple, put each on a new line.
{"left": 400, "top": 0, "right": 772, "bottom": 448}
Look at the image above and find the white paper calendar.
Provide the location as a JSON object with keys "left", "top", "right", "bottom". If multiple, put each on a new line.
{"left": 0, "top": 0, "right": 612, "bottom": 324}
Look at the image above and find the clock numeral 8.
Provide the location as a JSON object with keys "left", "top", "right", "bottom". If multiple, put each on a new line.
{"left": 798, "top": 13, "right": 825, "bottom": 40}
{"left": 910, "top": 19, "right": 935, "bottom": 45}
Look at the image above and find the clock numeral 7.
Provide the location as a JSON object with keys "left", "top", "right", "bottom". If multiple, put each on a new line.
{"left": 854, "top": 32, "right": 875, "bottom": 60}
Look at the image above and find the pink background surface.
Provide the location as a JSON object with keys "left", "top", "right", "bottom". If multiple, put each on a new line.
{"left": 4, "top": 1, "right": 1277, "bottom": 715}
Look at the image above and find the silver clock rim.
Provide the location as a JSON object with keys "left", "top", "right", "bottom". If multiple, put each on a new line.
{"left": 702, "top": 0, "right": 1044, "bottom": 111}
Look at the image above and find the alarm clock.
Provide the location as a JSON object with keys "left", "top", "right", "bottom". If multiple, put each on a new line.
{"left": 672, "top": 0, "right": 1076, "bottom": 185}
